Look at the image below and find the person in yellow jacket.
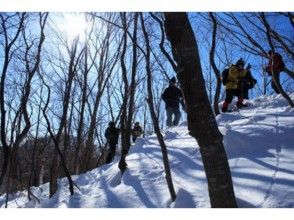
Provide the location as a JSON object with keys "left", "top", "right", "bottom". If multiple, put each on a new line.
{"left": 221, "top": 58, "right": 248, "bottom": 112}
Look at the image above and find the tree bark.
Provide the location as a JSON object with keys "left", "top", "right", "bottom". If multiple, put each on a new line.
{"left": 260, "top": 12, "right": 294, "bottom": 108}
{"left": 164, "top": 12, "right": 237, "bottom": 208}
{"left": 118, "top": 12, "right": 129, "bottom": 173}
{"left": 140, "top": 13, "right": 176, "bottom": 202}
{"left": 0, "top": 13, "right": 26, "bottom": 188}
{"left": 209, "top": 12, "right": 221, "bottom": 116}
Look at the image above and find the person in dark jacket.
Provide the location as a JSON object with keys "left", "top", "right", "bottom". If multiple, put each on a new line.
{"left": 105, "top": 121, "right": 120, "bottom": 163}
{"left": 161, "top": 77, "right": 185, "bottom": 127}
{"left": 240, "top": 64, "right": 257, "bottom": 100}
{"left": 131, "top": 122, "right": 143, "bottom": 143}
{"left": 264, "top": 50, "right": 285, "bottom": 94}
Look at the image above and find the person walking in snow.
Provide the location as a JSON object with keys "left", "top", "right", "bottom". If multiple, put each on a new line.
{"left": 105, "top": 121, "right": 120, "bottom": 163}
{"left": 264, "top": 50, "right": 285, "bottom": 94}
{"left": 161, "top": 77, "right": 185, "bottom": 127}
{"left": 240, "top": 64, "right": 257, "bottom": 100}
{"left": 131, "top": 122, "right": 143, "bottom": 143}
{"left": 221, "top": 58, "right": 250, "bottom": 112}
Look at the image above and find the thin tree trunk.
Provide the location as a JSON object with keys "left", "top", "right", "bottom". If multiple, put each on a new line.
{"left": 140, "top": 13, "right": 176, "bottom": 202}
{"left": 74, "top": 43, "right": 88, "bottom": 174}
{"left": 27, "top": 84, "right": 43, "bottom": 201}
{"left": 41, "top": 39, "right": 82, "bottom": 197}
{"left": 209, "top": 12, "right": 221, "bottom": 116}
{"left": 164, "top": 12, "right": 237, "bottom": 208}
{"left": 126, "top": 12, "right": 139, "bottom": 153}
{"left": 260, "top": 12, "right": 294, "bottom": 107}
{"left": 0, "top": 13, "right": 26, "bottom": 188}
{"left": 3, "top": 13, "right": 47, "bottom": 206}
{"left": 118, "top": 12, "right": 129, "bottom": 173}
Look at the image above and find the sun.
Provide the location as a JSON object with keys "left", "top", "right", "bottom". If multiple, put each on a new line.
{"left": 60, "top": 13, "right": 90, "bottom": 43}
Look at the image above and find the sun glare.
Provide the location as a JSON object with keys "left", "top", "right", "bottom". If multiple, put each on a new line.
{"left": 60, "top": 13, "right": 89, "bottom": 43}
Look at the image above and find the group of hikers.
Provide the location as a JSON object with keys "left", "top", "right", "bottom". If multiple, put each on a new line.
{"left": 222, "top": 50, "right": 284, "bottom": 112}
{"left": 104, "top": 50, "right": 285, "bottom": 162}
{"left": 105, "top": 121, "right": 143, "bottom": 163}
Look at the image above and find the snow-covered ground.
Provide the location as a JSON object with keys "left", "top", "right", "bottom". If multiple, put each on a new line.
{"left": 0, "top": 94, "right": 293, "bottom": 208}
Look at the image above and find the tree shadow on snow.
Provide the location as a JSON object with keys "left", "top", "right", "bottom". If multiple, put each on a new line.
{"left": 122, "top": 169, "right": 157, "bottom": 208}
{"left": 172, "top": 188, "right": 196, "bottom": 208}
{"left": 236, "top": 197, "right": 256, "bottom": 208}
{"left": 99, "top": 176, "right": 125, "bottom": 207}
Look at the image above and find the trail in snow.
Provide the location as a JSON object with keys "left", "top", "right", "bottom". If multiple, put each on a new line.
{"left": 257, "top": 109, "right": 282, "bottom": 208}
{"left": 0, "top": 94, "right": 293, "bottom": 208}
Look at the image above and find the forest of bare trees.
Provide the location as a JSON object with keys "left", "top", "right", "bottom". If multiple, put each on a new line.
{"left": 0, "top": 12, "right": 293, "bottom": 207}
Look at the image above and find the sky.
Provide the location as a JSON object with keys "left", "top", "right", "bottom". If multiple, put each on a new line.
{"left": 0, "top": 0, "right": 294, "bottom": 12}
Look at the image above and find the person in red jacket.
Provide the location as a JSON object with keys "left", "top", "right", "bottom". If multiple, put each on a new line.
{"left": 265, "top": 50, "right": 285, "bottom": 94}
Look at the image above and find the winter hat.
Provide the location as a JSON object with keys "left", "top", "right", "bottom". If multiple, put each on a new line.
{"left": 108, "top": 121, "right": 115, "bottom": 127}
{"left": 236, "top": 58, "right": 245, "bottom": 67}
{"left": 169, "top": 77, "right": 176, "bottom": 84}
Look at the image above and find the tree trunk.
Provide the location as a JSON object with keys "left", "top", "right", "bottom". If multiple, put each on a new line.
{"left": 260, "top": 12, "right": 294, "bottom": 107}
{"left": 209, "top": 12, "right": 221, "bottom": 116}
{"left": 140, "top": 13, "right": 177, "bottom": 202}
{"left": 0, "top": 13, "right": 26, "bottom": 188}
{"left": 164, "top": 12, "right": 237, "bottom": 208}
{"left": 118, "top": 12, "right": 129, "bottom": 173}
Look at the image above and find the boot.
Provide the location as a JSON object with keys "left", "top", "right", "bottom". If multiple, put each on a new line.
{"left": 236, "top": 97, "right": 247, "bottom": 108}
{"left": 222, "top": 101, "right": 229, "bottom": 112}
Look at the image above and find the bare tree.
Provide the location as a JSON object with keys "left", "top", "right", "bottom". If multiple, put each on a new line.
{"left": 43, "top": 38, "right": 83, "bottom": 197}
{"left": 119, "top": 12, "right": 139, "bottom": 172}
{"left": 209, "top": 12, "right": 222, "bottom": 115}
{"left": 140, "top": 13, "right": 176, "bottom": 202}
{"left": 260, "top": 12, "right": 294, "bottom": 107}
{"left": 164, "top": 12, "right": 237, "bottom": 208}
{"left": 83, "top": 14, "right": 122, "bottom": 171}
{"left": 0, "top": 13, "right": 26, "bottom": 189}
{"left": 1, "top": 13, "right": 48, "bottom": 207}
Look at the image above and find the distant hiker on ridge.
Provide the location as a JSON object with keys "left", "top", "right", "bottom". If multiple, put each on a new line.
{"left": 264, "top": 50, "right": 285, "bottom": 94}
{"left": 161, "top": 77, "right": 185, "bottom": 127}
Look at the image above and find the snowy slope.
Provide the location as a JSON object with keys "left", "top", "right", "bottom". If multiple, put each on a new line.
{"left": 0, "top": 94, "right": 293, "bottom": 208}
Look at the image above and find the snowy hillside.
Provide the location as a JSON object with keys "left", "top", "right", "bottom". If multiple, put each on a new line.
{"left": 1, "top": 94, "right": 293, "bottom": 208}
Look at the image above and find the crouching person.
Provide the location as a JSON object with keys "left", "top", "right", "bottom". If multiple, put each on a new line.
{"left": 131, "top": 122, "right": 143, "bottom": 143}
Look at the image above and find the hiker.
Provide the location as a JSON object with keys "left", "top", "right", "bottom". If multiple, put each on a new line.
{"left": 221, "top": 58, "right": 249, "bottom": 112}
{"left": 105, "top": 121, "right": 120, "bottom": 163}
{"left": 241, "top": 64, "right": 257, "bottom": 100}
{"left": 131, "top": 122, "right": 143, "bottom": 143}
{"left": 161, "top": 77, "right": 185, "bottom": 127}
{"left": 264, "top": 50, "right": 285, "bottom": 94}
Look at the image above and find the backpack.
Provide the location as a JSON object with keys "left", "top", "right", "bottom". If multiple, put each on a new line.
{"left": 248, "top": 77, "right": 257, "bottom": 89}
{"left": 275, "top": 53, "right": 285, "bottom": 71}
{"left": 222, "top": 68, "right": 229, "bottom": 85}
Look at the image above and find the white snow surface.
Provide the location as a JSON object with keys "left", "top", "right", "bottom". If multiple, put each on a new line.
{"left": 1, "top": 94, "right": 293, "bottom": 208}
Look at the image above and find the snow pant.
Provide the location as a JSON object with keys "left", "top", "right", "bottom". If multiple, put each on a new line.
{"left": 271, "top": 72, "right": 281, "bottom": 94}
{"left": 241, "top": 85, "right": 250, "bottom": 100}
{"left": 222, "top": 89, "right": 244, "bottom": 112}
{"left": 106, "top": 140, "right": 117, "bottom": 164}
{"left": 132, "top": 136, "right": 137, "bottom": 143}
{"left": 166, "top": 107, "right": 181, "bottom": 127}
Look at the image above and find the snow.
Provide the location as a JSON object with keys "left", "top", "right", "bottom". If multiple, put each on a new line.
{"left": 0, "top": 94, "right": 294, "bottom": 209}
